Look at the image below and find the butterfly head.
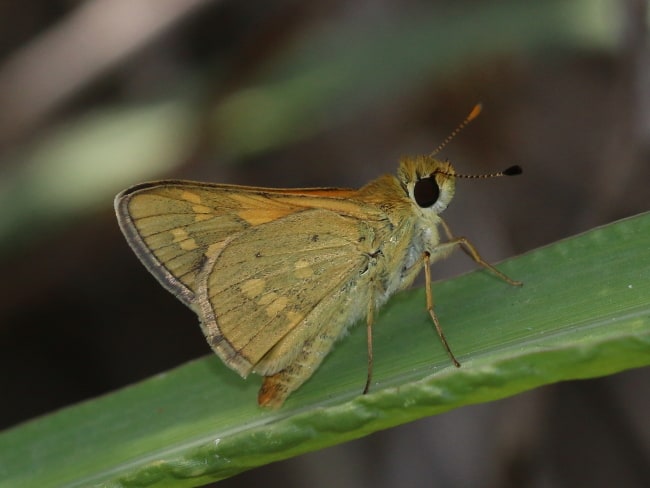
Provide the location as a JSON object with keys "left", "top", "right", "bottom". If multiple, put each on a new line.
{"left": 397, "top": 155, "right": 522, "bottom": 218}
{"left": 398, "top": 156, "right": 457, "bottom": 217}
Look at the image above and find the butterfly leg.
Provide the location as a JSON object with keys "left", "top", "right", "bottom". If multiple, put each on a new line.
{"left": 395, "top": 251, "right": 461, "bottom": 367}
{"left": 437, "top": 217, "right": 522, "bottom": 286}
{"left": 424, "top": 252, "right": 461, "bottom": 367}
{"left": 363, "top": 297, "right": 374, "bottom": 394}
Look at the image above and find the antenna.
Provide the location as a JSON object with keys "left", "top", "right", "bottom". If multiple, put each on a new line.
{"left": 429, "top": 103, "right": 483, "bottom": 157}
{"left": 454, "top": 165, "right": 523, "bottom": 179}
{"left": 429, "top": 104, "right": 523, "bottom": 179}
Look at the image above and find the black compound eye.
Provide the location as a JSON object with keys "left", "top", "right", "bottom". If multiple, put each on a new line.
{"left": 413, "top": 177, "right": 440, "bottom": 208}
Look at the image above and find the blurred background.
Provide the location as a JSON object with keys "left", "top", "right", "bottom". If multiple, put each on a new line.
{"left": 0, "top": 0, "right": 648, "bottom": 486}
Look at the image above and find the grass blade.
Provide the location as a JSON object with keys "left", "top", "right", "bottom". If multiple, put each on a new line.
{"left": 1, "top": 212, "right": 649, "bottom": 487}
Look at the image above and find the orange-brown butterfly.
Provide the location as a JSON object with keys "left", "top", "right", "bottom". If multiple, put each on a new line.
{"left": 115, "top": 104, "right": 521, "bottom": 408}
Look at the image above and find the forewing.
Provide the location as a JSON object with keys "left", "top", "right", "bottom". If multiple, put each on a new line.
{"left": 115, "top": 182, "right": 308, "bottom": 307}
{"left": 196, "top": 209, "right": 370, "bottom": 376}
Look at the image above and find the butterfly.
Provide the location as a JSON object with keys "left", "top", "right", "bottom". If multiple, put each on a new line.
{"left": 114, "top": 104, "right": 522, "bottom": 408}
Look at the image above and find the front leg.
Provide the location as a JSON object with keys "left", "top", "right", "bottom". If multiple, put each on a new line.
{"left": 423, "top": 251, "right": 461, "bottom": 367}
{"left": 436, "top": 217, "right": 522, "bottom": 286}
{"left": 392, "top": 249, "right": 461, "bottom": 367}
{"left": 402, "top": 218, "right": 521, "bottom": 369}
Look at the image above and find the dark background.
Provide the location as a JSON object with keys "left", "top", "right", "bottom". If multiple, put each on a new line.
{"left": 0, "top": 1, "right": 648, "bottom": 487}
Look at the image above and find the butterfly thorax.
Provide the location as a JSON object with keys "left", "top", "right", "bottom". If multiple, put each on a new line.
{"left": 355, "top": 156, "right": 457, "bottom": 306}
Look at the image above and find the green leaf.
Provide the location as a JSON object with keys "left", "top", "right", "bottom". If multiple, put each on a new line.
{"left": 1, "top": 212, "right": 649, "bottom": 488}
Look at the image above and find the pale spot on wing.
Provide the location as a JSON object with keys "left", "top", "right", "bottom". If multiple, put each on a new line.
{"left": 181, "top": 191, "right": 202, "bottom": 204}
{"left": 294, "top": 259, "right": 314, "bottom": 278}
{"left": 241, "top": 278, "right": 265, "bottom": 299}
{"left": 170, "top": 228, "right": 199, "bottom": 250}
{"left": 180, "top": 239, "right": 199, "bottom": 250}
{"left": 192, "top": 204, "right": 214, "bottom": 222}
{"left": 236, "top": 209, "right": 276, "bottom": 225}
{"left": 285, "top": 310, "right": 302, "bottom": 324}
{"left": 170, "top": 228, "right": 189, "bottom": 240}
{"left": 192, "top": 204, "right": 212, "bottom": 213}
{"left": 265, "top": 296, "right": 288, "bottom": 317}
{"left": 258, "top": 292, "right": 278, "bottom": 306}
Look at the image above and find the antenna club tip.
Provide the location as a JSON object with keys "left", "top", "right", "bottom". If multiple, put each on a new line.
{"left": 468, "top": 103, "right": 483, "bottom": 121}
{"left": 503, "top": 165, "right": 522, "bottom": 176}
